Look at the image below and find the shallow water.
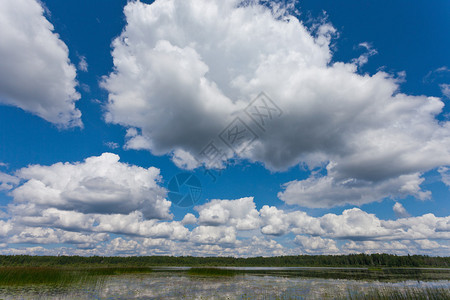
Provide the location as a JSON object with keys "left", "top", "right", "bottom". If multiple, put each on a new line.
{"left": 0, "top": 267, "right": 449, "bottom": 299}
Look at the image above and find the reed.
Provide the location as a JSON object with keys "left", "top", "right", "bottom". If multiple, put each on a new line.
{"left": 187, "top": 267, "right": 239, "bottom": 277}
{"left": 0, "top": 267, "right": 78, "bottom": 286}
{"left": 345, "top": 286, "right": 450, "bottom": 300}
{"left": 0, "top": 266, "right": 153, "bottom": 286}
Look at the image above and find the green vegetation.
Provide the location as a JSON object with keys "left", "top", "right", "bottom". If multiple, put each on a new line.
{"left": 344, "top": 287, "right": 450, "bottom": 300}
{"left": 0, "top": 267, "right": 79, "bottom": 286}
{"left": 0, "top": 266, "right": 152, "bottom": 286}
{"left": 0, "top": 254, "right": 448, "bottom": 289}
{"left": 0, "top": 253, "right": 448, "bottom": 268}
{"left": 239, "top": 267, "right": 450, "bottom": 281}
{"left": 0, "top": 265, "right": 447, "bottom": 298}
{"left": 188, "top": 267, "right": 239, "bottom": 276}
{"left": 77, "top": 266, "right": 153, "bottom": 276}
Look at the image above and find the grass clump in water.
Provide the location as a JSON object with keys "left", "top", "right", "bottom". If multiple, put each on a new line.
{"left": 81, "top": 266, "right": 152, "bottom": 276}
{"left": 188, "top": 267, "right": 238, "bottom": 277}
{"left": 0, "top": 267, "right": 77, "bottom": 286}
{"left": 346, "top": 286, "right": 450, "bottom": 300}
{"left": 0, "top": 266, "right": 153, "bottom": 286}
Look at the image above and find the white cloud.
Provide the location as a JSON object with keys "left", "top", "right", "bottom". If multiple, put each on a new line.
{"left": 232, "top": 236, "right": 285, "bottom": 257}
{"left": 441, "top": 84, "right": 450, "bottom": 98}
{"left": 0, "top": 171, "right": 19, "bottom": 191}
{"left": 259, "top": 205, "right": 450, "bottom": 242}
{"left": 0, "top": 220, "right": 12, "bottom": 237}
{"left": 78, "top": 55, "right": 88, "bottom": 72}
{"left": 352, "top": 42, "right": 377, "bottom": 67}
{"left": 259, "top": 205, "right": 294, "bottom": 236}
{"left": 1, "top": 185, "right": 450, "bottom": 256}
{"left": 191, "top": 226, "right": 236, "bottom": 245}
{"left": 124, "top": 128, "right": 153, "bottom": 151}
{"left": 259, "top": 205, "right": 321, "bottom": 236}
{"left": 342, "top": 239, "right": 449, "bottom": 256}
{"left": 8, "top": 227, "right": 108, "bottom": 247}
{"left": 382, "top": 214, "right": 450, "bottom": 240}
{"left": 438, "top": 166, "right": 450, "bottom": 186}
{"left": 278, "top": 166, "right": 430, "bottom": 208}
{"left": 172, "top": 149, "right": 200, "bottom": 170}
{"left": 104, "top": 141, "right": 120, "bottom": 149}
{"left": 342, "top": 240, "right": 411, "bottom": 255}
{"left": 181, "top": 213, "right": 197, "bottom": 225}
{"left": 318, "top": 208, "right": 394, "bottom": 240}
{"left": 101, "top": 0, "right": 450, "bottom": 208}
{"left": 0, "top": 0, "right": 81, "bottom": 127}
{"left": 195, "top": 197, "right": 260, "bottom": 230}
{"left": 424, "top": 66, "right": 450, "bottom": 84}
{"left": 12, "top": 153, "right": 171, "bottom": 219}
{"left": 393, "top": 202, "right": 410, "bottom": 218}
{"left": 294, "top": 235, "right": 339, "bottom": 254}
{"left": 10, "top": 207, "right": 189, "bottom": 241}
{"left": 108, "top": 237, "right": 139, "bottom": 254}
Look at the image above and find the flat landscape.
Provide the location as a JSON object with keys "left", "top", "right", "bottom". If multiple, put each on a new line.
{"left": 1, "top": 0, "right": 450, "bottom": 299}
{"left": 0, "top": 254, "right": 449, "bottom": 299}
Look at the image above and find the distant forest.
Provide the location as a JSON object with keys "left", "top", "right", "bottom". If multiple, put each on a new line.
{"left": 0, "top": 254, "right": 449, "bottom": 268}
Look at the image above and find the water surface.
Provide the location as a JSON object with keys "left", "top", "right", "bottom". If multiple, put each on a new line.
{"left": 0, "top": 267, "right": 448, "bottom": 299}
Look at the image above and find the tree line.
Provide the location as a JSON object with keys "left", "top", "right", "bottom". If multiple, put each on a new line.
{"left": 0, "top": 253, "right": 448, "bottom": 268}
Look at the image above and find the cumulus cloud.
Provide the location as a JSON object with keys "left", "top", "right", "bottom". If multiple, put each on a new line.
{"left": 259, "top": 205, "right": 450, "bottom": 241}
{"left": 439, "top": 166, "right": 450, "bottom": 187}
{"left": 101, "top": 0, "right": 450, "bottom": 208}
{"left": 0, "top": 0, "right": 81, "bottom": 127}
{"left": 8, "top": 227, "right": 108, "bottom": 248}
{"left": 172, "top": 149, "right": 201, "bottom": 170}
{"left": 393, "top": 202, "right": 410, "bottom": 218}
{"left": 294, "top": 235, "right": 339, "bottom": 254}
{"left": 181, "top": 213, "right": 197, "bottom": 225}
{"left": 342, "top": 239, "right": 449, "bottom": 256}
{"left": 191, "top": 226, "right": 236, "bottom": 245}
{"left": 0, "top": 220, "right": 13, "bottom": 237}
{"left": 342, "top": 240, "right": 410, "bottom": 255}
{"left": 0, "top": 194, "right": 449, "bottom": 256}
{"left": 259, "top": 205, "right": 321, "bottom": 236}
{"left": 278, "top": 166, "right": 430, "bottom": 208}
{"left": 0, "top": 171, "right": 19, "bottom": 191}
{"left": 195, "top": 197, "right": 260, "bottom": 230}
{"left": 108, "top": 237, "right": 139, "bottom": 254}
{"left": 0, "top": 154, "right": 195, "bottom": 253}
{"left": 11, "top": 153, "right": 171, "bottom": 219}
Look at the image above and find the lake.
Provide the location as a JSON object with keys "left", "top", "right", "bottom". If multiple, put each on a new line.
{"left": 0, "top": 267, "right": 449, "bottom": 299}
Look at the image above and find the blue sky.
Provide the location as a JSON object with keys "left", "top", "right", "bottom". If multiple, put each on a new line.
{"left": 0, "top": 0, "right": 449, "bottom": 256}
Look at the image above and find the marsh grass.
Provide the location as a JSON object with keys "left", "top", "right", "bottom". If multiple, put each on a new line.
{"left": 0, "top": 266, "right": 153, "bottom": 286}
{"left": 249, "top": 286, "right": 450, "bottom": 299}
{"left": 344, "top": 286, "right": 450, "bottom": 300}
{"left": 79, "top": 266, "right": 153, "bottom": 276}
{"left": 187, "top": 267, "right": 239, "bottom": 277}
{"left": 0, "top": 267, "right": 78, "bottom": 286}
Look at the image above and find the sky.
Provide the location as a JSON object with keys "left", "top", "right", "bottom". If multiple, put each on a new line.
{"left": 0, "top": 0, "right": 449, "bottom": 257}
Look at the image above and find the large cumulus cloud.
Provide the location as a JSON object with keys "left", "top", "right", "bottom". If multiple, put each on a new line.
{"left": 1, "top": 181, "right": 449, "bottom": 256}
{"left": 11, "top": 153, "right": 171, "bottom": 219}
{"left": 102, "top": 0, "right": 450, "bottom": 208}
{"left": 0, "top": 0, "right": 81, "bottom": 127}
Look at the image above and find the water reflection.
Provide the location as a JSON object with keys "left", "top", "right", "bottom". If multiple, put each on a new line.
{"left": 0, "top": 268, "right": 449, "bottom": 299}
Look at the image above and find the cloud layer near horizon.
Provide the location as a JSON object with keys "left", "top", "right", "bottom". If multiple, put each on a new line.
{"left": 0, "top": 153, "right": 449, "bottom": 256}
{"left": 0, "top": 0, "right": 81, "bottom": 127}
{"left": 102, "top": 0, "right": 450, "bottom": 208}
